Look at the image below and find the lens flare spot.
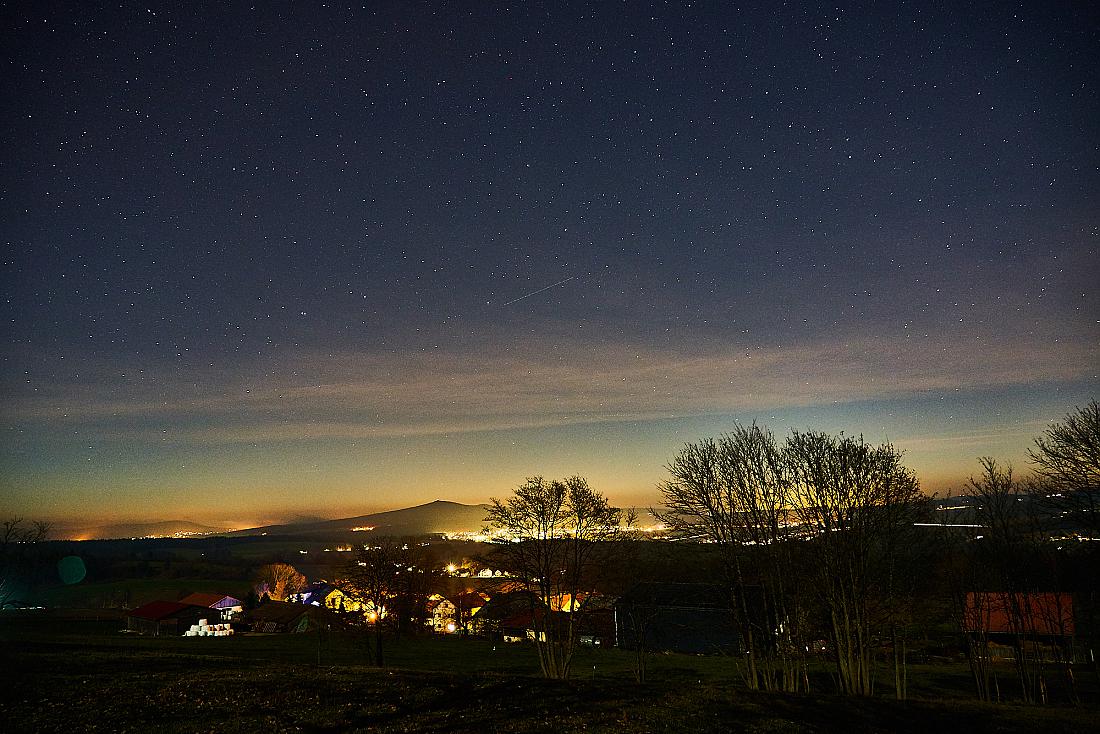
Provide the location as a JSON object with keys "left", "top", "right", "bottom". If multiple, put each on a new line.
{"left": 58, "top": 556, "right": 87, "bottom": 585}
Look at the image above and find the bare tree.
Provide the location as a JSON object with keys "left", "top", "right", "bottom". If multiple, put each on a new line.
{"left": 387, "top": 540, "right": 437, "bottom": 637}
{"left": 656, "top": 424, "right": 808, "bottom": 692}
{"left": 254, "top": 563, "right": 306, "bottom": 602}
{"left": 345, "top": 539, "right": 404, "bottom": 666}
{"left": 1028, "top": 400, "right": 1100, "bottom": 538}
{"left": 786, "top": 431, "right": 926, "bottom": 697}
{"left": 485, "top": 476, "right": 622, "bottom": 679}
{"left": 620, "top": 597, "right": 661, "bottom": 683}
{"left": 964, "top": 458, "right": 1054, "bottom": 704}
{"left": 1, "top": 518, "right": 50, "bottom": 609}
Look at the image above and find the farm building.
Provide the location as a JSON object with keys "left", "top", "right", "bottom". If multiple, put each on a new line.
{"left": 178, "top": 592, "right": 244, "bottom": 620}
{"left": 126, "top": 601, "right": 210, "bottom": 637}
{"left": 614, "top": 582, "right": 740, "bottom": 655}
{"left": 245, "top": 600, "right": 342, "bottom": 633}
{"left": 963, "top": 591, "right": 1082, "bottom": 662}
{"left": 499, "top": 609, "right": 544, "bottom": 643}
{"left": 965, "top": 592, "right": 1075, "bottom": 638}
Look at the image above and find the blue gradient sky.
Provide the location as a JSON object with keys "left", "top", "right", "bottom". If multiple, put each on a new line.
{"left": 2, "top": 1, "right": 1097, "bottom": 525}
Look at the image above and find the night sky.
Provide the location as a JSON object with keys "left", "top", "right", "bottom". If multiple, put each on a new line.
{"left": 2, "top": 1, "right": 1097, "bottom": 528}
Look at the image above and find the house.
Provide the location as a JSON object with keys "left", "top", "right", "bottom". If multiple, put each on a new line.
{"left": 428, "top": 591, "right": 489, "bottom": 633}
{"left": 426, "top": 594, "right": 456, "bottom": 632}
{"left": 126, "top": 601, "right": 210, "bottom": 637}
{"left": 614, "top": 582, "right": 741, "bottom": 655}
{"left": 289, "top": 582, "right": 376, "bottom": 617}
{"left": 245, "top": 600, "right": 342, "bottom": 633}
{"left": 471, "top": 590, "right": 541, "bottom": 639}
{"left": 574, "top": 598, "right": 616, "bottom": 646}
{"left": 320, "top": 586, "right": 371, "bottom": 615}
{"left": 177, "top": 592, "right": 244, "bottom": 620}
{"left": 289, "top": 582, "right": 335, "bottom": 606}
{"left": 499, "top": 609, "right": 545, "bottom": 643}
{"left": 471, "top": 590, "right": 605, "bottom": 643}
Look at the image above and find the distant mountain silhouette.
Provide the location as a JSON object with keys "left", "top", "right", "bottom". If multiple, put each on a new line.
{"left": 227, "top": 500, "right": 492, "bottom": 538}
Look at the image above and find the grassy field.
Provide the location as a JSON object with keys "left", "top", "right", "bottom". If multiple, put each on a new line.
{"left": 3, "top": 611, "right": 1098, "bottom": 732}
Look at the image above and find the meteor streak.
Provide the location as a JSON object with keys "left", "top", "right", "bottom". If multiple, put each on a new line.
{"left": 499, "top": 276, "right": 576, "bottom": 306}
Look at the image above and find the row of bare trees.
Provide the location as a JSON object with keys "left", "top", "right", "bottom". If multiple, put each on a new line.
{"left": 477, "top": 431, "right": 931, "bottom": 693}
{"left": 254, "top": 401, "right": 1096, "bottom": 698}
{"left": 651, "top": 402, "right": 1098, "bottom": 701}
{"left": 656, "top": 426, "right": 928, "bottom": 697}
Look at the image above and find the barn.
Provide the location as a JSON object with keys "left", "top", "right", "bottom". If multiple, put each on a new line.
{"left": 178, "top": 592, "right": 244, "bottom": 620}
{"left": 245, "top": 600, "right": 341, "bottom": 633}
{"left": 614, "top": 582, "right": 741, "bottom": 655}
{"left": 126, "top": 601, "right": 210, "bottom": 637}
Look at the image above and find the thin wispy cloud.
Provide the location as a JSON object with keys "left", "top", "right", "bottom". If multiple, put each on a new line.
{"left": 4, "top": 332, "right": 1094, "bottom": 443}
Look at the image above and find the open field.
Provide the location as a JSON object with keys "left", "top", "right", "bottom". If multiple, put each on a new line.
{"left": 3, "top": 612, "right": 1097, "bottom": 733}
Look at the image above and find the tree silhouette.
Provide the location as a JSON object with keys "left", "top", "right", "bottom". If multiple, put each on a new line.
{"left": 486, "top": 476, "right": 622, "bottom": 679}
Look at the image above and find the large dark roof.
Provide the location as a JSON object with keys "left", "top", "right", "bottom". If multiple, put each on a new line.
{"left": 617, "top": 582, "right": 732, "bottom": 609}
{"left": 246, "top": 600, "right": 313, "bottom": 624}
{"left": 471, "top": 590, "right": 541, "bottom": 621}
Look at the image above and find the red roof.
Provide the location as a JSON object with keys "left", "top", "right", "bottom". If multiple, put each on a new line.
{"left": 965, "top": 592, "right": 1074, "bottom": 635}
{"left": 128, "top": 600, "right": 206, "bottom": 621}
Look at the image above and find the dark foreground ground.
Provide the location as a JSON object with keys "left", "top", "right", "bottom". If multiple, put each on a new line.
{"left": 3, "top": 614, "right": 1098, "bottom": 733}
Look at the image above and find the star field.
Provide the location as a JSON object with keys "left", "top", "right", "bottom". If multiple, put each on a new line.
{"left": 1, "top": 1, "right": 1097, "bottom": 525}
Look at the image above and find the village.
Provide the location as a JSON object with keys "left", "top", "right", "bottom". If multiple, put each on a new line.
{"left": 122, "top": 558, "right": 736, "bottom": 654}
{"left": 117, "top": 540, "right": 1091, "bottom": 683}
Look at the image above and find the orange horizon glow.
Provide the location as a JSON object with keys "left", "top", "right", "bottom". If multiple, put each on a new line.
{"left": 15, "top": 463, "right": 1022, "bottom": 535}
